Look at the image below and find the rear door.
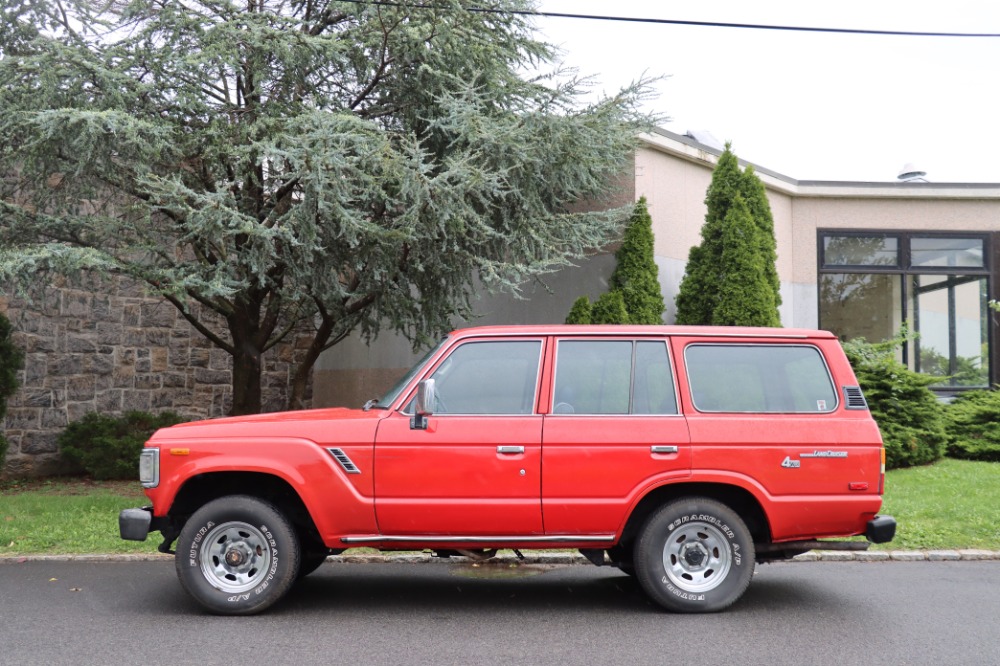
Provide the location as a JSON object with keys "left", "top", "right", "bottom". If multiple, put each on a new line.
{"left": 541, "top": 337, "right": 691, "bottom": 535}
{"left": 675, "top": 337, "right": 883, "bottom": 537}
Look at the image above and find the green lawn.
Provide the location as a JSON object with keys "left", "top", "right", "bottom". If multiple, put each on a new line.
{"left": 1, "top": 459, "right": 997, "bottom": 555}
{"left": 0, "top": 479, "right": 160, "bottom": 556}
{"left": 874, "top": 457, "right": 1000, "bottom": 551}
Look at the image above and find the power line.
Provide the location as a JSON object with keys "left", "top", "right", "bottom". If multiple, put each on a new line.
{"left": 337, "top": 0, "right": 1000, "bottom": 38}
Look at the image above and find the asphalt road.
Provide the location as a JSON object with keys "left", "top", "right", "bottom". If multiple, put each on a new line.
{"left": 1, "top": 559, "right": 997, "bottom": 666}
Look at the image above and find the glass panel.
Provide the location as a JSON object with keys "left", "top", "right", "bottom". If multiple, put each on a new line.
{"left": 685, "top": 345, "right": 836, "bottom": 413}
{"left": 819, "top": 273, "right": 904, "bottom": 346}
{"left": 554, "top": 340, "right": 632, "bottom": 414}
{"left": 429, "top": 341, "right": 541, "bottom": 414}
{"left": 912, "top": 275, "right": 989, "bottom": 387}
{"left": 822, "top": 235, "right": 899, "bottom": 267}
{"left": 910, "top": 237, "right": 984, "bottom": 268}
{"left": 632, "top": 341, "right": 677, "bottom": 415}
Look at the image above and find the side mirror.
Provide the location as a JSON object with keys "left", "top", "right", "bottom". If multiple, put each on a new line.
{"left": 411, "top": 379, "right": 435, "bottom": 430}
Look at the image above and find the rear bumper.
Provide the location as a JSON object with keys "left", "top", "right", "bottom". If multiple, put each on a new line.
{"left": 866, "top": 515, "right": 897, "bottom": 544}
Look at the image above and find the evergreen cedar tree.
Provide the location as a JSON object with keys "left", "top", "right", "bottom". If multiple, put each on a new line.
{"left": 675, "top": 145, "right": 781, "bottom": 327}
{"left": 565, "top": 197, "right": 665, "bottom": 325}
{"left": 0, "top": 0, "right": 654, "bottom": 416}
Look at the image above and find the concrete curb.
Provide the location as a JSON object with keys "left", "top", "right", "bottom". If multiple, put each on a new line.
{"left": 2, "top": 549, "right": 999, "bottom": 564}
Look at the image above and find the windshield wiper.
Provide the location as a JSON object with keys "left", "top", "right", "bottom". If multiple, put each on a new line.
{"left": 362, "top": 398, "right": 382, "bottom": 411}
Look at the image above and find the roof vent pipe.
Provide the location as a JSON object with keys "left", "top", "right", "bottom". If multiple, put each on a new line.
{"left": 897, "top": 163, "right": 928, "bottom": 182}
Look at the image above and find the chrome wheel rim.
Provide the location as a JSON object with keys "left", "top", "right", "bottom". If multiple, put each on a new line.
{"left": 662, "top": 521, "right": 732, "bottom": 594}
{"left": 200, "top": 521, "right": 271, "bottom": 593}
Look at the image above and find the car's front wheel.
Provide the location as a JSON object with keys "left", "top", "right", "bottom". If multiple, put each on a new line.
{"left": 175, "top": 495, "right": 300, "bottom": 615}
{"left": 634, "top": 497, "right": 755, "bottom": 613}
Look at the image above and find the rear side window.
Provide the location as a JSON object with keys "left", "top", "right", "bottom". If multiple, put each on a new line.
{"left": 553, "top": 340, "right": 678, "bottom": 415}
{"left": 685, "top": 344, "right": 837, "bottom": 413}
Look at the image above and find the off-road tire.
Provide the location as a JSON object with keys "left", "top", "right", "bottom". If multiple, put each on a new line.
{"left": 634, "top": 497, "right": 755, "bottom": 613}
{"left": 175, "top": 495, "right": 300, "bottom": 615}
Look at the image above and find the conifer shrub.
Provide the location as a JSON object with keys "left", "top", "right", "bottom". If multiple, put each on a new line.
{"left": 565, "top": 296, "right": 593, "bottom": 324}
{"left": 0, "top": 311, "right": 24, "bottom": 470}
{"left": 564, "top": 198, "right": 664, "bottom": 325}
{"left": 943, "top": 389, "right": 1000, "bottom": 462}
{"left": 58, "top": 411, "right": 187, "bottom": 480}
{"left": 710, "top": 195, "right": 779, "bottom": 327}
{"left": 675, "top": 145, "right": 781, "bottom": 326}
{"left": 609, "top": 197, "right": 664, "bottom": 324}
{"left": 590, "top": 291, "right": 630, "bottom": 324}
{"left": 842, "top": 337, "right": 947, "bottom": 469}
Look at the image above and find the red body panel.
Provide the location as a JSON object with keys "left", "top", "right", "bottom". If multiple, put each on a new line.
{"left": 143, "top": 325, "right": 886, "bottom": 551}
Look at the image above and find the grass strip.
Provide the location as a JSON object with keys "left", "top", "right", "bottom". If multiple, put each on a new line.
{"left": 1, "top": 459, "right": 997, "bottom": 556}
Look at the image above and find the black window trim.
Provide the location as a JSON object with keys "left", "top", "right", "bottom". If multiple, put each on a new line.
{"left": 817, "top": 229, "right": 995, "bottom": 392}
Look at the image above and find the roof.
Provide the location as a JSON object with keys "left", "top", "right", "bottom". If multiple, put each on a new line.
{"left": 448, "top": 324, "right": 836, "bottom": 339}
{"left": 641, "top": 127, "right": 1000, "bottom": 199}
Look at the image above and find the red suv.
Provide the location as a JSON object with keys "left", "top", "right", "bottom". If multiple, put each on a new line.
{"left": 120, "top": 325, "right": 895, "bottom": 615}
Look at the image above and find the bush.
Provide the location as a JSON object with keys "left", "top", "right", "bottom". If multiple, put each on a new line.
{"left": 565, "top": 296, "right": 593, "bottom": 324}
{"left": 843, "top": 336, "right": 947, "bottom": 469}
{"left": 0, "top": 310, "right": 25, "bottom": 470}
{"left": 590, "top": 291, "right": 630, "bottom": 324}
{"left": 58, "top": 411, "right": 186, "bottom": 480}
{"left": 609, "top": 197, "right": 664, "bottom": 324}
{"left": 944, "top": 389, "right": 1000, "bottom": 462}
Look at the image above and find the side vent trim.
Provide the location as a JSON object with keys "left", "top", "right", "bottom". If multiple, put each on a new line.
{"left": 843, "top": 386, "right": 868, "bottom": 410}
{"left": 327, "top": 448, "right": 362, "bottom": 474}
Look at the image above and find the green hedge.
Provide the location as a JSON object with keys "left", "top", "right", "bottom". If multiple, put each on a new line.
{"left": 944, "top": 389, "right": 1000, "bottom": 462}
{"left": 843, "top": 337, "right": 947, "bottom": 469}
{"left": 58, "top": 411, "right": 186, "bottom": 480}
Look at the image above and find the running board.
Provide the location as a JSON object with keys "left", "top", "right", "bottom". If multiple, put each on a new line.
{"left": 342, "top": 534, "right": 616, "bottom": 544}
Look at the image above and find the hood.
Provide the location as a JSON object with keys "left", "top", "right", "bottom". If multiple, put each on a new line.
{"left": 149, "top": 406, "right": 388, "bottom": 444}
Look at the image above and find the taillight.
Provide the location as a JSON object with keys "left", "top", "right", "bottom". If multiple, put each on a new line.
{"left": 878, "top": 447, "right": 886, "bottom": 495}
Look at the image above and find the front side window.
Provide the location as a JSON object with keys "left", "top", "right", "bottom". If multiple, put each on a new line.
{"left": 685, "top": 344, "right": 837, "bottom": 413}
{"left": 424, "top": 340, "right": 542, "bottom": 415}
{"left": 552, "top": 339, "right": 677, "bottom": 415}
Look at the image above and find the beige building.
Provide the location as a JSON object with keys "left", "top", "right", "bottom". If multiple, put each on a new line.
{"left": 313, "top": 128, "right": 1000, "bottom": 408}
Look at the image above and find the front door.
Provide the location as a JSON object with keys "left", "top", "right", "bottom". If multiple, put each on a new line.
{"left": 374, "top": 338, "right": 545, "bottom": 535}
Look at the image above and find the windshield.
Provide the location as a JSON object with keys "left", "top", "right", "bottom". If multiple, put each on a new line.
{"left": 373, "top": 337, "right": 449, "bottom": 408}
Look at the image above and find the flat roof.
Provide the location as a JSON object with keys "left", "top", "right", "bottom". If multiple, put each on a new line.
{"left": 642, "top": 128, "right": 1000, "bottom": 199}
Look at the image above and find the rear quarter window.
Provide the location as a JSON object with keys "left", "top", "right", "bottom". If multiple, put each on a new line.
{"left": 684, "top": 344, "right": 838, "bottom": 413}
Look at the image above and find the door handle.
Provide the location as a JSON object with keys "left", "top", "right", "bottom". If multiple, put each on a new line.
{"left": 497, "top": 445, "right": 525, "bottom": 454}
{"left": 651, "top": 445, "right": 679, "bottom": 454}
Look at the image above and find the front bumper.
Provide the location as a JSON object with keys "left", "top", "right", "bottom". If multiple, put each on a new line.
{"left": 866, "top": 514, "right": 897, "bottom": 544}
{"left": 119, "top": 506, "right": 157, "bottom": 541}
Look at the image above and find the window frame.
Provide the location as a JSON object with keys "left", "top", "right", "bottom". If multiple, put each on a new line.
{"left": 683, "top": 342, "right": 839, "bottom": 414}
{"left": 550, "top": 337, "right": 681, "bottom": 417}
{"left": 817, "top": 229, "right": 995, "bottom": 391}
{"left": 399, "top": 337, "right": 545, "bottom": 416}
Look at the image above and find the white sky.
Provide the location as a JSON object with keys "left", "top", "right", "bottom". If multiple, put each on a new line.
{"left": 534, "top": 0, "right": 1000, "bottom": 183}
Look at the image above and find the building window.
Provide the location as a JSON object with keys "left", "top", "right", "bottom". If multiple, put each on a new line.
{"left": 818, "top": 231, "right": 991, "bottom": 389}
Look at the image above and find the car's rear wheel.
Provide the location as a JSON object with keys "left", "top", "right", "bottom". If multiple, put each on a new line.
{"left": 634, "top": 497, "right": 754, "bottom": 613}
{"left": 175, "top": 495, "right": 300, "bottom": 615}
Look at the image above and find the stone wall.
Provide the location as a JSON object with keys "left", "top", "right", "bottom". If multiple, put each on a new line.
{"left": 0, "top": 278, "right": 313, "bottom": 477}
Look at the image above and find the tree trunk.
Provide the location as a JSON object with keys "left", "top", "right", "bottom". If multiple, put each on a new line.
{"left": 230, "top": 344, "right": 263, "bottom": 416}
{"left": 286, "top": 318, "right": 335, "bottom": 411}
